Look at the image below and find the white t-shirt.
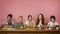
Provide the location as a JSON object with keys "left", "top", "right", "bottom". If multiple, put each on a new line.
{"left": 3, "top": 21, "right": 14, "bottom": 25}
{"left": 37, "top": 21, "right": 43, "bottom": 27}
{"left": 48, "top": 21, "right": 59, "bottom": 27}
{"left": 25, "top": 20, "right": 34, "bottom": 27}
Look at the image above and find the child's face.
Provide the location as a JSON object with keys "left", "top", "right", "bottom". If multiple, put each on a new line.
{"left": 39, "top": 15, "right": 42, "bottom": 20}
{"left": 7, "top": 16, "right": 12, "bottom": 21}
{"left": 28, "top": 17, "right": 32, "bottom": 21}
{"left": 18, "top": 17, "right": 23, "bottom": 22}
{"left": 51, "top": 18, "right": 55, "bottom": 22}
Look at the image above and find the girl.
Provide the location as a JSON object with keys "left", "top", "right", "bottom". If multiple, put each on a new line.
{"left": 36, "top": 14, "right": 45, "bottom": 30}
{"left": 24, "top": 15, "right": 35, "bottom": 28}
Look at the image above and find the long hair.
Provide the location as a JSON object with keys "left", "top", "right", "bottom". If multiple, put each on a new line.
{"left": 36, "top": 14, "right": 45, "bottom": 26}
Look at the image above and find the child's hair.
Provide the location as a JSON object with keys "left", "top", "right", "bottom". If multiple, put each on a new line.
{"left": 18, "top": 16, "right": 23, "bottom": 19}
{"left": 28, "top": 15, "right": 32, "bottom": 19}
{"left": 50, "top": 15, "right": 56, "bottom": 20}
{"left": 7, "top": 14, "right": 13, "bottom": 18}
{"left": 36, "top": 13, "right": 45, "bottom": 26}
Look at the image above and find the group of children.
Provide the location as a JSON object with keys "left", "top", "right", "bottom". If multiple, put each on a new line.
{"left": 1, "top": 14, "right": 59, "bottom": 30}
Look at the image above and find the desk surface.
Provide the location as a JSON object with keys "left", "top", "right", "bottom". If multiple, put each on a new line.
{"left": 0, "top": 29, "right": 60, "bottom": 32}
{"left": 0, "top": 29, "right": 60, "bottom": 34}
{"left": 0, "top": 28, "right": 60, "bottom": 34}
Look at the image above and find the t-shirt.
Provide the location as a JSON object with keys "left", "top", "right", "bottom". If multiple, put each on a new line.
{"left": 14, "top": 22, "right": 24, "bottom": 28}
{"left": 48, "top": 21, "right": 59, "bottom": 27}
{"left": 4, "top": 21, "right": 14, "bottom": 25}
{"left": 37, "top": 21, "right": 43, "bottom": 27}
{"left": 25, "top": 20, "right": 35, "bottom": 27}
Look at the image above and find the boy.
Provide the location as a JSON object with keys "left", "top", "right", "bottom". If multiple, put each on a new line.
{"left": 47, "top": 16, "right": 59, "bottom": 30}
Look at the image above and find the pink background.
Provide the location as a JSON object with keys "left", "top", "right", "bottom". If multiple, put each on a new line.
{"left": 0, "top": 0, "right": 60, "bottom": 25}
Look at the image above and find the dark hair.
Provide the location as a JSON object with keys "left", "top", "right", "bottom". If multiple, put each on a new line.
{"left": 18, "top": 16, "right": 23, "bottom": 19}
{"left": 8, "top": 14, "right": 13, "bottom": 18}
{"left": 28, "top": 15, "right": 32, "bottom": 19}
{"left": 36, "top": 14, "right": 45, "bottom": 26}
{"left": 50, "top": 16, "right": 56, "bottom": 20}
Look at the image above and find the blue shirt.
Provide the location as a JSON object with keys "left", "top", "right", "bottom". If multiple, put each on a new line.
{"left": 3, "top": 21, "right": 14, "bottom": 25}
{"left": 14, "top": 22, "right": 24, "bottom": 28}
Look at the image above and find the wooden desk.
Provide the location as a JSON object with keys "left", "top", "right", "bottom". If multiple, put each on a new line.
{"left": 0, "top": 29, "right": 60, "bottom": 34}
